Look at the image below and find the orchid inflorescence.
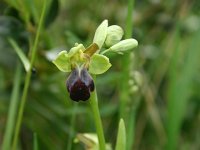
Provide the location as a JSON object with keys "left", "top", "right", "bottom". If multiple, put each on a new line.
{"left": 53, "top": 20, "right": 138, "bottom": 102}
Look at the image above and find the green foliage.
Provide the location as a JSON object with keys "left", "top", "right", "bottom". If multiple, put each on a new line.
{"left": 115, "top": 119, "right": 126, "bottom": 150}
{"left": 8, "top": 38, "right": 30, "bottom": 71}
{"left": 0, "top": 0, "right": 200, "bottom": 150}
{"left": 33, "top": 133, "right": 39, "bottom": 150}
{"left": 167, "top": 26, "right": 200, "bottom": 150}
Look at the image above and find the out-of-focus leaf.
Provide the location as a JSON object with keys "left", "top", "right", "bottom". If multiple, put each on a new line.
{"left": 44, "top": 0, "right": 59, "bottom": 27}
{"left": 167, "top": 28, "right": 200, "bottom": 150}
{"left": 8, "top": 38, "right": 30, "bottom": 72}
{"left": 0, "top": 16, "right": 28, "bottom": 69}
{"left": 115, "top": 119, "right": 126, "bottom": 150}
{"left": 24, "top": 0, "right": 39, "bottom": 23}
{"left": 0, "top": 16, "right": 25, "bottom": 38}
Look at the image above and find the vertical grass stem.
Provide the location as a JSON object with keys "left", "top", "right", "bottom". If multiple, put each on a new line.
{"left": 11, "top": 1, "right": 47, "bottom": 149}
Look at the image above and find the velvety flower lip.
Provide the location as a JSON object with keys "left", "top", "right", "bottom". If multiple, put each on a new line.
{"left": 66, "top": 68, "right": 94, "bottom": 101}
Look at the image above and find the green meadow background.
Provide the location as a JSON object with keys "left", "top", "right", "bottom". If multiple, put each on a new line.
{"left": 0, "top": 0, "right": 199, "bottom": 150}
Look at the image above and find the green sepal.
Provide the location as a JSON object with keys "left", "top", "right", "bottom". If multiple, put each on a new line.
{"left": 89, "top": 54, "right": 111, "bottom": 75}
{"left": 52, "top": 50, "right": 71, "bottom": 72}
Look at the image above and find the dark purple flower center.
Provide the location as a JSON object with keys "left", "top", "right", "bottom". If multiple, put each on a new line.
{"left": 66, "top": 68, "right": 94, "bottom": 101}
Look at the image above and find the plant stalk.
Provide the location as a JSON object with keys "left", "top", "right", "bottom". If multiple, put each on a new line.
{"left": 11, "top": 1, "right": 47, "bottom": 150}
{"left": 67, "top": 103, "right": 77, "bottom": 150}
{"left": 119, "top": 0, "right": 136, "bottom": 150}
{"left": 2, "top": 63, "right": 22, "bottom": 150}
{"left": 89, "top": 78, "right": 106, "bottom": 150}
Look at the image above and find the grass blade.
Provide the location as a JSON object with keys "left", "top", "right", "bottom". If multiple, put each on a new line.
{"left": 8, "top": 38, "right": 30, "bottom": 72}
{"left": 11, "top": 1, "right": 47, "bottom": 149}
{"left": 115, "top": 119, "right": 126, "bottom": 150}
{"left": 33, "top": 133, "right": 39, "bottom": 150}
{"left": 167, "top": 29, "right": 200, "bottom": 150}
{"left": 1, "top": 63, "right": 22, "bottom": 150}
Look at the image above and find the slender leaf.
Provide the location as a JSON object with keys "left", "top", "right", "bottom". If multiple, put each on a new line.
{"left": 8, "top": 38, "right": 30, "bottom": 72}
{"left": 115, "top": 119, "right": 126, "bottom": 150}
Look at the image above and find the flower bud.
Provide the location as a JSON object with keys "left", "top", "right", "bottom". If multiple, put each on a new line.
{"left": 93, "top": 20, "right": 108, "bottom": 49}
{"left": 105, "top": 25, "right": 124, "bottom": 47}
{"left": 133, "top": 71, "right": 143, "bottom": 87}
{"left": 109, "top": 39, "right": 138, "bottom": 54}
{"left": 66, "top": 68, "right": 94, "bottom": 101}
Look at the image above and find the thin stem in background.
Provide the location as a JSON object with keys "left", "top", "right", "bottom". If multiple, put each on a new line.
{"left": 119, "top": 0, "right": 134, "bottom": 118}
{"left": 67, "top": 103, "right": 77, "bottom": 150}
{"left": 89, "top": 78, "right": 106, "bottom": 150}
{"left": 119, "top": 0, "right": 136, "bottom": 150}
{"left": 33, "top": 133, "right": 39, "bottom": 150}
{"left": 167, "top": 24, "right": 200, "bottom": 150}
{"left": 1, "top": 63, "right": 22, "bottom": 150}
{"left": 11, "top": 1, "right": 47, "bottom": 150}
{"left": 125, "top": 0, "right": 135, "bottom": 39}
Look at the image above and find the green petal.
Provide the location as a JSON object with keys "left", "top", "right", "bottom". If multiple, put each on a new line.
{"left": 52, "top": 50, "right": 71, "bottom": 72}
{"left": 89, "top": 54, "right": 111, "bottom": 75}
{"left": 93, "top": 20, "right": 108, "bottom": 49}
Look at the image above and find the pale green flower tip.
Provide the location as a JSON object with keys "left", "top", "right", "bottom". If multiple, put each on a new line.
{"left": 132, "top": 38, "right": 138, "bottom": 47}
{"left": 105, "top": 25, "right": 124, "bottom": 47}
{"left": 58, "top": 50, "right": 68, "bottom": 55}
{"left": 93, "top": 20, "right": 108, "bottom": 49}
{"left": 101, "top": 19, "right": 108, "bottom": 26}
{"left": 68, "top": 44, "right": 85, "bottom": 57}
{"left": 124, "top": 38, "right": 138, "bottom": 48}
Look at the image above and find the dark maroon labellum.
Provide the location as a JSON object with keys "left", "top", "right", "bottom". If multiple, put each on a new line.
{"left": 66, "top": 68, "right": 94, "bottom": 102}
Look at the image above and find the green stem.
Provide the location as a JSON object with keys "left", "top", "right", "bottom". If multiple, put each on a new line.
{"left": 11, "top": 1, "right": 47, "bottom": 150}
{"left": 100, "top": 49, "right": 110, "bottom": 55}
{"left": 125, "top": 0, "right": 135, "bottom": 39}
{"left": 1, "top": 63, "right": 22, "bottom": 150}
{"left": 67, "top": 103, "right": 77, "bottom": 150}
{"left": 119, "top": 0, "right": 135, "bottom": 150}
{"left": 33, "top": 133, "right": 39, "bottom": 150}
{"left": 119, "top": 0, "right": 135, "bottom": 119}
{"left": 89, "top": 79, "right": 106, "bottom": 150}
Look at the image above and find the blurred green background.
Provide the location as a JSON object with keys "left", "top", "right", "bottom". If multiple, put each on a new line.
{"left": 0, "top": 0, "right": 200, "bottom": 150}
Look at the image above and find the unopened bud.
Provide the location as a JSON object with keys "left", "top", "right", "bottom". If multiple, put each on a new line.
{"left": 133, "top": 71, "right": 143, "bottom": 87}
{"left": 105, "top": 25, "right": 124, "bottom": 47}
{"left": 109, "top": 39, "right": 138, "bottom": 54}
{"left": 93, "top": 20, "right": 108, "bottom": 49}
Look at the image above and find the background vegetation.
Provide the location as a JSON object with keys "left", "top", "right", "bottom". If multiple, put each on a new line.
{"left": 0, "top": 0, "right": 199, "bottom": 150}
